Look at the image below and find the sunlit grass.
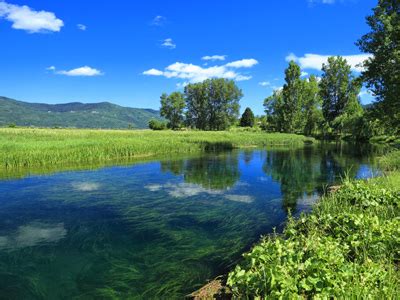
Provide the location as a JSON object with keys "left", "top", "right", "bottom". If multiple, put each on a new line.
{"left": 0, "top": 128, "right": 314, "bottom": 169}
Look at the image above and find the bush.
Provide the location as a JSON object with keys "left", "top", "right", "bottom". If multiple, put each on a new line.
{"left": 148, "top": 119, "right": 167, "bottom": 130}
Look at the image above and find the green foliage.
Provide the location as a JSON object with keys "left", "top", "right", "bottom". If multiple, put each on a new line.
{"left": 320, "top": 56, "right": 363, "bottom": 136}
{"left": 263, "top": 64, "right": 323, "bottom": 136}
{"left": 303, "top": 75, "right": 324, "bottom": 136}
{"left": 357, "top": 0, "right": 400, "bottom": 131}
{"left": 281, "top": 61, "right": 304, "bottom": 133}
{"left": 379, "top": 150, "right": 400, "bottom": 171}
{"left": 0, "top": 97, "right": 163, "bottom": 129}
{"left": 160, "top": 92, "right": 185, "bottom": 129}
{"left": 185, "top": 78, "right": 242, "bottom": 130}
{"left": 148, "top": 119, "right": 167, "bottom": 130}
{"left": 240, "top": 107, "right": 255, "bottom": 127}
{"left": 228, "top": 150, "right": 400, "bottom": 298}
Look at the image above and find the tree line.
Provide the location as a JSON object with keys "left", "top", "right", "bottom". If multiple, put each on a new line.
{"left": 263, "top": 57, "right": 366, "bottom": 139}
{"left": 153, "top": 0, "right": 399, "bottom": 139}
{"left": 150, "top": 78, "right": 242, "bottom": 131}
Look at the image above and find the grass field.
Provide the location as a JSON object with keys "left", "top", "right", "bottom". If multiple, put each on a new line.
{"left": 0, "top": 128, "right": 314, "bottom": 169}
{"left": 227, "top": 150, "right": 400, "bottom": 298}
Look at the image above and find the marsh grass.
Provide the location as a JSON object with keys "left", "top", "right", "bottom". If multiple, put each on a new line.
{"left": 227, "top": 151, "right": 400, "bottom": 298}
{"left": 0, "top": 128, "right": 313, "bottom": 169}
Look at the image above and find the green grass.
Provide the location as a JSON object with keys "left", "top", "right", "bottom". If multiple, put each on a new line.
{"left": 227, "top": 150, "right": 400, "bottom": 298}
{"left": 0, "top": 128, "right": 314, "bottom": 169}
{"left": 379, "top": 149, "right": 400, "bottom": 171}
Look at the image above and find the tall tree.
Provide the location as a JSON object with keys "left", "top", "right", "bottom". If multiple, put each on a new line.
{"left": 319, "top": 56, "right": 362, "bottom": 135}
{"left": 302, "top": 75, "right": 323, "bottom": 136}
{"left": 357, "top": 0, "right": 400, "bottom": 131}
{"left": 185, "top": 78, "right": 242, "bottom": 130}
{"left": 160, "top": 92, "right": 185, "bottom": 129}
{"left": 281, "top": 61, "right": 304, "bottom": 133}
{"left": 263, "top": 89, "right": 284, "bottom": 132}
{"left": 240, "top": 107, "right": 255, "bottom": 127}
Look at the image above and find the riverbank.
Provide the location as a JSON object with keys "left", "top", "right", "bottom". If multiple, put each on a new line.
{"left": 226, "top": 150, "right": 400, "bottom": 298}
{"left": 0, "top": 128, "right": 313, "bottom": 168}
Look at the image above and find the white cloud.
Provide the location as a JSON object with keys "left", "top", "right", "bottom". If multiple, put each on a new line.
{"left": 286, "top": 53, "right": 372, "bottom": 72}
{"left": 77, "top": 23, "right": 86, "bottom": 31}
{"left": 272, "top": 86, "right": 283, "bottom": 92}
{"left": 51, "top": 66, "right": 103, "bottom": 77}
{"left": 236, "top": 75, "right": 252, "bottom": 81}
{"left": 259, "top": 81, "right": 271, "bottom": 87}
{"left": 176, "top": 81, "right": 189, "bottom": 89}
{"left": 0, "top": 1, "right": 63, "bottom": 33}
{"left": 143, "top": 58, "right": 258, "bottom": 83}
{"left": 225, "top": 58, "right": 258, "bottom": 68}
{"left": 161, "top": 38, "right": 176, "bottom": 49}
{"left": 301, "top": 71, "right": 309, "bottom": 77}
{"left": 202, "top": 55, "right": 226, "bottom": 61}
{"left": 143, "top": 68, "right": 164, "bottom": 76}
{"left": 151, "top": 15, "right": 166, "bottom": 26}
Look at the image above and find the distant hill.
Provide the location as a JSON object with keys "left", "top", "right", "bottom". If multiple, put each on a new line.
{"left": 0, "top": 97, "right": 163, "bottom": 129}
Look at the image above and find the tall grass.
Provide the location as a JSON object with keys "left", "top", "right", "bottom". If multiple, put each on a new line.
{"left": 0, "top": 128, "right": 313, "bottom": 169}
{"left": 227, "top": 150, "right": 400, "bottom": 298}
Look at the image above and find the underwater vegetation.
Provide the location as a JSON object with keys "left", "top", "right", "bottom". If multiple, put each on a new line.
{"left": 0, "top": 145, "right": 384, "bottom": 298}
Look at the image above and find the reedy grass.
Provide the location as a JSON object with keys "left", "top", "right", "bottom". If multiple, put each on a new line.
{"left": 0, "top": 128, "right": 313, "bottom": 169}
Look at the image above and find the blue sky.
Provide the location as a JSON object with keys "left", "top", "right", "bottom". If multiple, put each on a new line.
{"left": 0, "top": 0, "right": 377, "bottom": 114}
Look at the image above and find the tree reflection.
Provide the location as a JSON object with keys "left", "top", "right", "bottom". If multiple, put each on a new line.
{"left": 160, "top": 153, "right": 240, "bottom": 190}
{"left": 262, "top": 143, "right": 377, "bottom": 211}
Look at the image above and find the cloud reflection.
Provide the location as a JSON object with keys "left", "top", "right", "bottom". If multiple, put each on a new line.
{"left": 145, "top": 182, "right": 254, "bottom": 203}
{"left": 0, "top": 222, "right": 67, "bottom": 250}
{"left": 72, "top": 182, "right": 101, "bottom": 192}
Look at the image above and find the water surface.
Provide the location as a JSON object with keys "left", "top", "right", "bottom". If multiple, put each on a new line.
{"left": 0, "top": 144, "right": 383, "bottom": 299}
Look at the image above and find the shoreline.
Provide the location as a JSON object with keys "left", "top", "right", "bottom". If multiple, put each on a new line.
{"left": 224, "top": 150, "right": 400, "bottom": 298}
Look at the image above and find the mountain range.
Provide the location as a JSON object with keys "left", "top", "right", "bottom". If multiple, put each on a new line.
{"left": 0, "top": 96, "right": 163, "bottom": 129}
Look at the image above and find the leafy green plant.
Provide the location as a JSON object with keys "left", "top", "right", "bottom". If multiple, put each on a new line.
{"left": 227, "top": 151, "right": 400, "bottom": 298}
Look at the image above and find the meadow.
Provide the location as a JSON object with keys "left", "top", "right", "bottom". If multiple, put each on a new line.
{"left": 0, "top": 128, "right": 313, "bottom": 169}
{"left": 227, "top": 150, "right": 400, "bottom": 298}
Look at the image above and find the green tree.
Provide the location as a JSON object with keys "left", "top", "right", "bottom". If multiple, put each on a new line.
{"left": 185, "top": 78, "right": 242, "bottom": 130}
{"left": 356, "top": 0, "right": 400, "bottom": 131}
{"left": 302, "top": 75, "right": 323, "bottom": 136}
{"left": 263, "top": 89, "right": 284, "bottom": 132}
{"left": 160, "top": 92, "right": 185, "bottom": 129}
{"left": 281, "top": 61, "right": 304, "bottom": 133}
{"left": 240, "top": 107, "right": 255, "bottom": 127}
{"left": 319, "top": 56, "right": 362, "bottom": 136}
{"left": 263, "top": 65, "right": 322, "bottom": 136}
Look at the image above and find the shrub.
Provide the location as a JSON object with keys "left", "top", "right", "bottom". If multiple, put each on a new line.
{"left": 148, "top": 119, "right": 167, "bottom": 130}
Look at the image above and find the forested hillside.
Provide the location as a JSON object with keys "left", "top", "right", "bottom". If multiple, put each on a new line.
{"left": 0, "top": 97, "right": 162, "bottom": 129}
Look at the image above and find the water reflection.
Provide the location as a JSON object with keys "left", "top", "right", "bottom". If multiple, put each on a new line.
{"left": 0, "top": 143, "right": 384, "bottom": 299}
{"left": 161, "top": 153, "right": 240, "bottom": 190}
{"left": 0, "top": 222, "right": 67, "bottom": 250}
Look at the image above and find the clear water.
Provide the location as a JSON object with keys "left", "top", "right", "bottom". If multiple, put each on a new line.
{"left": 0, "top": 144, "right": 383, "bottom": 299}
